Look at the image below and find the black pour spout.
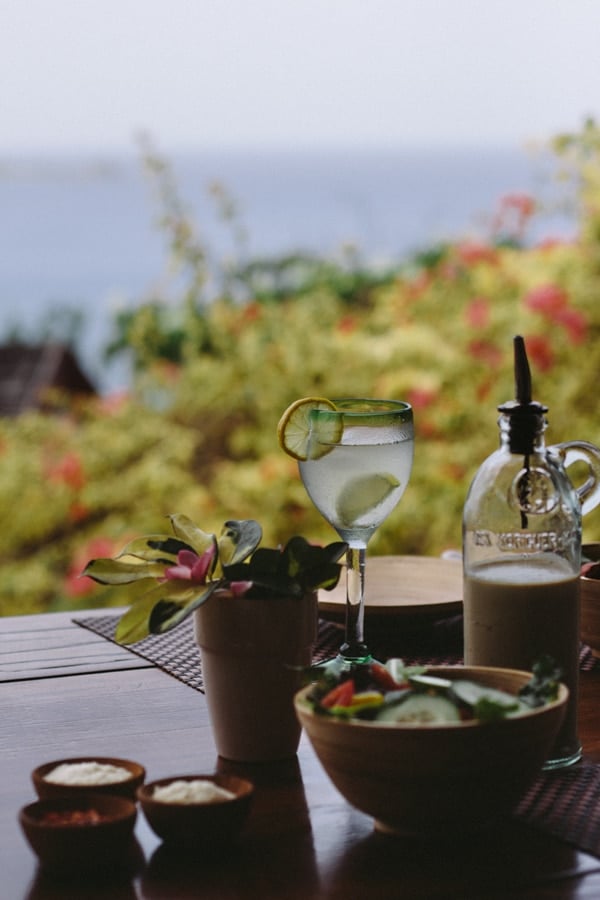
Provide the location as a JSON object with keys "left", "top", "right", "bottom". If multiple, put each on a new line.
{"left": 497, "top": 335, "right": 548, "bottom": 455}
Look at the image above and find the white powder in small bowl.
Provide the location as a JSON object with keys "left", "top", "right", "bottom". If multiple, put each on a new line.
{"left": 44, "top": 761, "right": 132, "bottom": 786}
{"left": 152, "top": 779, "right": 236, "bottom": 805}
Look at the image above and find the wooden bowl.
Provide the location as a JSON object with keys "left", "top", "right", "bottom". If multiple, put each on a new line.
{"left": 32, "top": 756, "right": 145, "bottom": 800}
{"left": 581, "top": 543, "right": 600, "bottom": 656}
{"left": 137, "top": 774, "right": 254, "bottom": 847}
{"left": 19, "top": 793, "right": 137, "bottom": 870}
{"left": 295, "top": 665, "right": 567, "bottom": 838}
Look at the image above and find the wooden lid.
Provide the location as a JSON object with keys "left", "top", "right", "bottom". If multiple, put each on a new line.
{"left": 318, "top": 555, "right": 463, "bottom": 618}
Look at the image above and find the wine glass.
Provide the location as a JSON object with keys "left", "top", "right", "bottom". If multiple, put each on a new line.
{"left": 298, "top": 398, "right": 414, "bottom": 666}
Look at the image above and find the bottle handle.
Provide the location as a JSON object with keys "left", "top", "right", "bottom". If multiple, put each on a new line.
{"left": 553, "top": 441, "right": 600, "bottom": 516}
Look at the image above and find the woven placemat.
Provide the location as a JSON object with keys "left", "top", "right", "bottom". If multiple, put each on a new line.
{"left": 76, "top": 614, "right": 348, "bottom": 691}
{"left": 73, "top": 613, "right": 469, "bottom": 693}
{"left": 515, "top": 759, "right": 600, "bottom": 857}
{"left": 74, "top": 612, "right": 600, "bottom": 859}
{"left": 74, "top": 612, "right": 598, "bottom": 693}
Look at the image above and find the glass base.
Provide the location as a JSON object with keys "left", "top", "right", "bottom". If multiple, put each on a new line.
{"left": 542, "top": 742, "right": 582, "bottom": 771}
{"left": 311, "top": 651, "right": 378, "bottom": 679}
{"left": 338, "top": 641, "right": 373, "bottom": 666}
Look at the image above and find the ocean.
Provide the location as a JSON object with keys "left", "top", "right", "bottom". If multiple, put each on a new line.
{"left": 0, "top": 145, "right": 575, "bottom": 393}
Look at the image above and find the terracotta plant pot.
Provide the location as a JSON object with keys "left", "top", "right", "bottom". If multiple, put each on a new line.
{"left": 194, "top": 592, "right": 318, "bottom": 762}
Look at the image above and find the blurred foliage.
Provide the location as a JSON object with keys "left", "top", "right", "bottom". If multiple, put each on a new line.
{"left": 3, "top": 121, "right": 600, "bottom": 616}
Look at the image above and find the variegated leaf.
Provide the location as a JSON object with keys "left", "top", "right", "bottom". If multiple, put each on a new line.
{"left": 116, "top": 534, "right": 192, "bottom": 564}
{"left": 115, "top": 588, "right": 165, "bottom": 644}
{"left": 303, "top": 562, "right": 345, "bottom": 592}
{"left": 83, "top": 558, "right": 166, "bottom": 585}
{"left": 149, "top": 580, "right": 222, "bottom": 634}
{"left": 168, "top": 514, "right": 217, "bottom": 558}
{"left": 218, "top": 520, "right": 262, "bottom": 568}
{"left": 115, "top": 579, "right": 207, "bottom": 644}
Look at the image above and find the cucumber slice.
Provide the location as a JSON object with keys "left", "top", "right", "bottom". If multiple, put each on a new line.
{"left": 450, "top": 680, "right": 526, "bottom": 716}
{"left": 376, "top": 693, "right": 461, "bottom": 724}
{"left": 408, "top": 673, "right": 453, "bottom": 690}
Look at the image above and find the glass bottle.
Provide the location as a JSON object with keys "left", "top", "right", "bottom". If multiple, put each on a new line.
{"left": 463, "top": 336, "right": 600, "bottom": 769}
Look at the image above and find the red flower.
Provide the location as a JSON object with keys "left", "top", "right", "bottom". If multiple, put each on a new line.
{"left": 337, "top": 314, "right": 358, "bottom": 334}
{"left": 64, "top": 537, "right": 119, "bottom": 597}
{"left": 523, "top": 284, "right": 587, "bottom": 344}
{"left": 406, "top": 272, "right": 432, "bottom": 299}
{"left": 47, "top": 452, "right": 86, "bottom": 491}
{"left": 164, "top": 546, "right": 216, "bottom": 583}
{"left": 523, "top": 284, "right": 568, "bottom": 316}
{"left": 64, "top": 571, "right": 98, "bottom": 598}
{"left": 467, "top": 339, "right": 502, "bottom": 367}
{"left": 476, "top": 377, "right": 494, "bottom": 401}
{"left": 501, "top": 193, "right": 536, "bottom": 219}
{"left": 417, "top": 418, "right": 441, "bottom": 439}
{"left": 554, "top": 308, "right": 588, "bottom": 345}
{"left": 163, "top": 546, "right": 251, "bottom": 596}
{"left": 536, "top": 237, "right": 570, "bottom": 251}
{"left": 492, "top": 193, "right": 536, "bottom": 241}
{"left": 457, "top": 243, "right": 498, "bottom": 268}
{"left": 407, "top": 387, "right": 438, "bottom": 411}
{"left": 68, "top": 502, "right": 90, "bottom": 523}
{"left": 525, "top": 335, "right": 555, "bottom": 372}
{"left": 242, "top": 302, "right": 262, "bottom": 323}
{"left": 465, "top": 296, "right": 490, "bottom": 329}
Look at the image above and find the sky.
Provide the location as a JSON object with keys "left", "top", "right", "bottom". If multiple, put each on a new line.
{"left": 1, "top": 0, "right": 600, "bottom": 154}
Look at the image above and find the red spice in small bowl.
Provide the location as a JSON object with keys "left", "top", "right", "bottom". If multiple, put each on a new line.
{"left": 38, "top": 806, "right": 105, "bottom": 827}
{"left": 19, "top": 793, "right": 137, "bottom": 869}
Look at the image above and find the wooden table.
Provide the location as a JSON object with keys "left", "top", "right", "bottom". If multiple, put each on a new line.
{"left": 3, "top": 611, "right": 600, "bottom": 899}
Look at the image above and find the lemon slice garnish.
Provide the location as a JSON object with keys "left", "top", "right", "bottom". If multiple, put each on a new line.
{"left": 336, "top": 473, "right": 401, "bottom": 525}
{"left": 277, "top": 397, "right": 341, "bottom": 461}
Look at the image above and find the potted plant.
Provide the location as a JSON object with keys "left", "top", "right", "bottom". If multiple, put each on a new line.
{"left": 84, "top": 514, "right": 346, "bottom": 761}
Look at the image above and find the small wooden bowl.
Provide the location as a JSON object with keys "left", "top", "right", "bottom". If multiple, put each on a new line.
{"left": 32, "top": 756, "right": 145, "bottom": 800}
{"left": 138, "top": 774, "right": 253, "bottom": 847}
{"left": 19, "top": 793, "right": 137, "bottom": 870}
{"left": 295, "top": 665, "right": 567, "bottom": 838}
{"left": 581, "top": 543, "right": 600, "bottom": 656}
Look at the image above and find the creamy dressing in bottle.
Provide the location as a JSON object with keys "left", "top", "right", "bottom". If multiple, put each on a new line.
{"left": 464, "top": 558, "right": 580, "bottom": 761}
{"left": 463, "top": 336, "right": 600, "bottom": 769}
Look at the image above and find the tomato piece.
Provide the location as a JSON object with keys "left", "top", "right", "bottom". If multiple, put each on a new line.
{"left": 320, "top": 678, "right": 355, "bottom": 708}
{"left": 370, "top": 662, "right": 402, "bottom": 691}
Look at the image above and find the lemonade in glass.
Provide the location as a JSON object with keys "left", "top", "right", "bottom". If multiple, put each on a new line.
{"left": 278, "top": 398, "right": 414, "bottom": 664}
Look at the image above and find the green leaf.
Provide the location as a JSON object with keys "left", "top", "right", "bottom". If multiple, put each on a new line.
{"left": 225, "top": 561, "right": 301, "bottom": 598}
{"left": 321, "top": 541, "right": 348, "bottom": 564}
{"left": 519, "top": 655, "right": 562, "bottom": 707}
{"left": 302, "top": 562, "right": 345, "bottom": 592}
{"left": 281, "top": 537, "right": 347, "bottom": 591}
{"left": 148, "top": 580, "right": 222, "bottom": 634}
{"left": 283, "top": 536, "right": 312, "bottom": 580}
{"left": 115, "top": 579, "right": 217, "bottom": 644}
{"left": 218, "top": 520, "right": 262, "bottom": 566}
{"left": 167, "top": 514, "right": 216, "bottom": 557}
{"left": 116, "top": 610, "right": 154, "bottom": 644}
{"left": 473, "top": 696, "right": 520, "bottom": 722}
{"left": 223, "top": 538, "right": 346, "bottom": 597}
{"left": 243, "top": 547, "right": 282, "bottom": 574}
{"left": 115, "top": 583, "right": 172, "bottom": 644}
{"left": 116, "top": 535, "right": 192, "bottom": 564}
{"left": 83, "top": 558, "right": 167, "bottom": 584}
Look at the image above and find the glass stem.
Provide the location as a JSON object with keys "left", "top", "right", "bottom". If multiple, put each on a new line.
{"left": 339, "top": 544, "right": 370, "bottom": 662}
